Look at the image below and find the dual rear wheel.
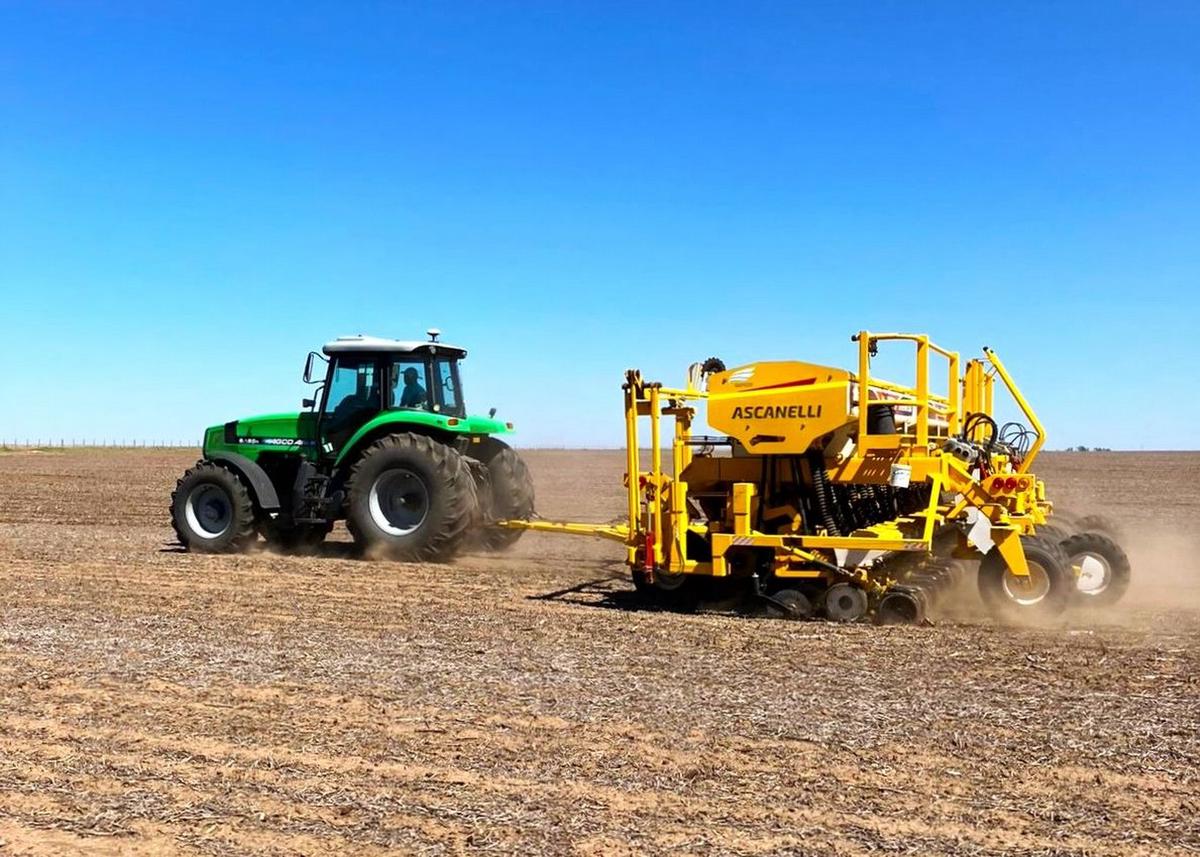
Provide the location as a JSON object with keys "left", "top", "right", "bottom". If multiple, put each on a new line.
{"left": 978, "top": 522, "right": 1132, "bottom": 619}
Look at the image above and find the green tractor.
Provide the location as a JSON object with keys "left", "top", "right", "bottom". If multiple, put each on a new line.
{"left": 169, "top": 331, "right": 534, "bottom": 560}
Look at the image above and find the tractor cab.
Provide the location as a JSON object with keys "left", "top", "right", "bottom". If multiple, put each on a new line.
{"left": 309, "top": 333, "right": 468, "bottom": 453}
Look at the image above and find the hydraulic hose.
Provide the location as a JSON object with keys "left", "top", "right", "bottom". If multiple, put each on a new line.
{"left": 962, "top": 413, "right": 998, "bottom": 452}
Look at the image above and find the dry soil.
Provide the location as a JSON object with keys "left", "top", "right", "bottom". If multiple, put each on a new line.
{"left": 0, "top": 449, "right": 1198, "bottom": 855}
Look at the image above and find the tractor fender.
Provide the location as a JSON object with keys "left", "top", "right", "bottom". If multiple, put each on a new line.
{"left": 209, "top": 452, "right": 281, "bottom": 512}
{"left": 334, "top": 414, "right": 456, "bottom": 470}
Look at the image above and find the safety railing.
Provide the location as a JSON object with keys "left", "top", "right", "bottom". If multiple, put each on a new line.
{"left": 981, "top": 347, "right": 1045, "bottom": 473}
{"left": 853, "top": 331, "right": 1044, "bottom": 472}
{"left": 852, "top": 331, "right": 962, "bottom": 448}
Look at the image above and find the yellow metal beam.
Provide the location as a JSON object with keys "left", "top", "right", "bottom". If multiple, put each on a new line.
{"left": 732, "top": 482, "right": 756, "bottom": 535}
{"left": 993, "top": 527, "right": 1029, "bottom": 577}
{"left": 498, "top": 519, "right": 631, "bottom": 543}
{"left": 649, "top": 384, "right": 663, "bottom": 565}
{"left": 623, "top": 382, "right": 639, "bottom": 532}
{"left": 947, "top": 352, "right": 961, "bottom": 435}
{"left": 984, "top": 347, "right": 1046, "bottom": 473}
{"left": 916, "top": 335, "right": 929, "bottom": 448}
{"left": 857, "top": 331, "right": 870, "bottom": 442}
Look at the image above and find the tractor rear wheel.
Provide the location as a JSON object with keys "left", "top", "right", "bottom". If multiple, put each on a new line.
{"left": 978, "top": 535, "right": 1072, "bottom": 621}
{"left": 1061, "top": 531, "right": 1131, "bottom": 607}
{"left": 170, "top": 461, "right": 257, "bottom": 553}
{"left": 471, "top": 441, "right": 535, "bottom": 551}
{"left": 346, "top": 433, "right": 478, "bottom": 561}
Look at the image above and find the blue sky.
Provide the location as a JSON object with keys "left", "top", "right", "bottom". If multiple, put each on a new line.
{"left": 1, "top": 2, "right": 1196, "bottom": 448}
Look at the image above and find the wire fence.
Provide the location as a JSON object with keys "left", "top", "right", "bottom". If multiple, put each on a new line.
{"left": 1, "top": 439, "right": 199, "bottom": 450}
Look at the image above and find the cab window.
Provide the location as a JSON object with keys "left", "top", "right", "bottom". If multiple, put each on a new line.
{"left": 435, "top": 357, "right": 463, "bottom": 416}
{"left": 322, "top": 358, "right": 380, "bottom": 446}
{"left": 390, "top": 358, "right": 431, "bottom": 410}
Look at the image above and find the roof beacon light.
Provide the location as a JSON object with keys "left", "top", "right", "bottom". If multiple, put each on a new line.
{"left": 427, "top": 328, "right": 441, "bottom": 342}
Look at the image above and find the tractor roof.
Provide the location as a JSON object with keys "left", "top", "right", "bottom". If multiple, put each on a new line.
{"left": 322, "top": 334, "right": 466, "bottom": 357}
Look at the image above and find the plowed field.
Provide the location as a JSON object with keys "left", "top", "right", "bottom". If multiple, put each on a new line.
{"left": 1, "top": 449, "right": 1198, "bottom": 855}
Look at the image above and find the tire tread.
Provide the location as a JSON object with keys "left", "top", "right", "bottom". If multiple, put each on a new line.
{"left": 346, "top": 433, "right": 477, "bottom": 561}
{"left": 473, "top": 444, "right": 535, "bottom": 551}
{"left": 1060, "top": 530, "right": 1132, "bottom": 607}
{"left": 978, "top": 534, "right": 1072, "bottom": 620}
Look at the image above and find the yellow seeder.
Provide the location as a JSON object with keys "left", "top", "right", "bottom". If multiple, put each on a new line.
{"left": 504, "top": 331, "right": 1131, "bottom": 623}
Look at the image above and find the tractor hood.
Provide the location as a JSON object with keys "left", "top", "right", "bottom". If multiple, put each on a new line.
{"left": 201, "top": 412, "right": 316, "bottom": 457}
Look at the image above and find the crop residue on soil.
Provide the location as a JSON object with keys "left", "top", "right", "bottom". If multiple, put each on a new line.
{"left": 1, "top": 448, "right": 1198, "bottom": 855}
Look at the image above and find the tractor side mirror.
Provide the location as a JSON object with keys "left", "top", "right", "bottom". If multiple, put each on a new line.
{"left": 303, "top": 351, "right": 325, "bottom": 384}
{"left": 302, "top": 397, "right": 316, "bottom": 409}
{"left": 489, "top": 407, "right": 497, "bottom": 418}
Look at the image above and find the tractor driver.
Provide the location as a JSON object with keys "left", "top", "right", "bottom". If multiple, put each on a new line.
{"left": 396, "top": 366, "right": 427, "bottom": 409}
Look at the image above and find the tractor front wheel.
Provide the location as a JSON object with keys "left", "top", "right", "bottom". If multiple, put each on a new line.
{"left": 346, "top": 433, "right": 477, "bottom": 561}
{"left": 978, "top": 535, "right": 1072, "bottom": 621}
{"left": 170, "top": 461, "right": 257, "bottom": 553}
